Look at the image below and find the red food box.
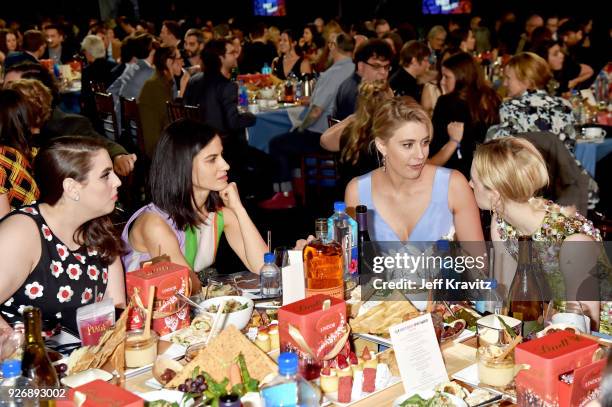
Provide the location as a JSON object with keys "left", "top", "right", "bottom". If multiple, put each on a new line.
{"left": 515, "top": 330, "right": 599, "bottom": 406}
{"left": 278, "top": 295, "right": 349, "bottom": 378}
{"left": 68, "top": 379, "right": 143, "bottom": 407}
{"left": 125, "top": 261, "right": 190, "bottom": 336}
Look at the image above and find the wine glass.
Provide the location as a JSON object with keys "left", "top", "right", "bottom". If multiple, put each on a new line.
{"left": 544, "top": 301, "right": 589, "bottom": 333}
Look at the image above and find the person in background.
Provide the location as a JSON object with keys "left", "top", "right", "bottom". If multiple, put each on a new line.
{"left": 240, "top": 22, "right": 277, "bottom": 74}
{"left": 426, "top": 25, "right": 447, "bottom": 67}
{"left": 138, "top": 45, "right": 186, "bottom": 158}
{"left": 381, "top": 31, "right": 404, "bottom": 72}
{"left": 334, "top": 39, "right": 393, "bottom": 121}
{"left": 260, "top": 33, "right": 355, "bottom": 209}
{"left": 344, "top": 97, "right": 483, "bottom": 242}
{"left": 470, "top": 16, "right": 492, "bottom": 53}
{"left": 0, "top": 89, "right": 38, "bottom": 217}
{"left": 448, "top": 27, "right": 476, "bottom": 54}
{"left": 470, "top": 136, "right": 601, "bottom": 326}
{"left": 271, "top": 29, "right": 312, "bottom": 80}
{"left": 298, "top": 23, "right": 324, "bottom": 66}
{"left": 516, "top": 14, "right": 544, "bottom": 54}
{"left": 314, "top": 17, "right": 325, "bottom": 34}
{"left": 88, "top": 23, "right": 120, "bottom": 63}
{"left": 109, "top": 34, "right": 137, "bottom": 83}
{"left": 546, "top": 15, "right": 561, "bottom": 41}
{"left": 3, "top": 30, "right": 46, "bottom": 70}
{"left": 374, "top": 19, "right": 391, "bottom": 38}
{"left": 429, "top": 52, "right": 501, "bottom": 178}
{"left": 389, "top": 40, "right": 431, "bottom": 101}
{"left": 3, "top": 63, "right": 136, "bottom": 177}
{"left": 80, "top": 35, "right": 117, "bottom": 127}
{"left": 0, "top": 28, "right": 19, "bottom": 65}
{"left": 122, "top": 119, "right": 268, "bottom": 286}
{"left": 532, "top": 39, "right": 591, "bottom": 96}
{"left": 421, "top": 47, "right": 459, "bottom": 117}
{"left": 42, "top": 24, "right": 74, "bottom": 65}
{"left": 183, "top": 28, "right": 205, "bottom": 69}
{"left": 266, "top": 26, "right": 281, "bottom": 53}
{"left": 159, "top": 20, "right": 181, "bottom": 48}
{"left": 0, "top": 136, "right": 125, "bottom": 333}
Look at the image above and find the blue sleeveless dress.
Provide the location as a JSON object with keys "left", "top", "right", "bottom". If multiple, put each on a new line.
{"left": 357, "top": 167, "right": 454, "bottom": 241}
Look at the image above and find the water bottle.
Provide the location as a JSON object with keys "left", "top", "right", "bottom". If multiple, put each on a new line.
{"left": 260, "top": 352, "right": 320, "bottom": 407}
{"left": 260, "top": 252, "right": 281, "bottom": 298}
{"left": 238, "top": 80, "right": 249, "bottom": 110}
{"left": 262, "top": 63, "right": 272, "bottom": 75}
{"left": 484, "top": 278, "right": 504, "bottom": 315}
{"left": 327, "top": 202, "right": 358, "bottom": 280}
{"left": 0, "top": 360, "right": 37, "bottom": 407}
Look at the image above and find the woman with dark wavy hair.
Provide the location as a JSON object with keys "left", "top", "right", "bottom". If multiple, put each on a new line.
{"left": 0, "top": 136, "right": 125, "bottom": 333}
{"left": 122, "top": 119, "right": 268, "bottom": 290}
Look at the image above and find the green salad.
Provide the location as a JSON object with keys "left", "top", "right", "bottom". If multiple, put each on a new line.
{"left": 400, "top": 391, "right": 455, "bottom": 407}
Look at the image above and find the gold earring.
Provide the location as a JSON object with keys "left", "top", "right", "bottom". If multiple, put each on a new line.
{"left": 382, "top": 155, "right": 387, "bottom": 172}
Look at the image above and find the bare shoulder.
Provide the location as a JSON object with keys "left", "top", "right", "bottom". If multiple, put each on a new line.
{"left": 0, "top": 213, "right": 40, "bottom": 253}
{"left": 0, "top": 213, "right": 39, "bottom": 236}
{"left": 344, "top": 177, "right": 360, "bottom": 207}
{"left": 131, "top": 212, "right": 175, "bottom": 241}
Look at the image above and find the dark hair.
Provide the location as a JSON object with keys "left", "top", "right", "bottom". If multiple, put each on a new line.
{"left": 558, "top": 20, "right": 581, "bottom": 38}
{"left": 119, "top": 35, "right": 137, "bottom": 63}
{"left": 6, "top": 62, "right": 60, "bottom": 107}
{"left": 442, "top": 52, "right": 500, "bottom": 126}
{"left": 399, "top": 40, "right": 430, "bottom": 67}
{"left": 44, "top": 24, "right": 64, "bottom": 37}
{"left": 132, "top": 33, "right": 156, "bottom": 59}
{"left": 381, "top": 32, "right": 403, "bottom": 56}
{"left": 354, "top": 38, "right": 392, "bottom": 64}
{"left": 447, "top": 27, "right": 470, "bottom": 50}
{"left": 0, "top": 28, "right": 18, "bottom": 54}
{"left": 529, "top": 26, "right": 553, "bottom": 51}
{"left": 185, "top": 28, "right": 204, "bottom": 44}
{"left": 249, "top": 22, "right": 266, "bottom": 39}
{"left": 0, "top": 89, "right": 33, "bottom": 158}
{"left": 334, "top": 33, "right": 355, "bottom": 54}
{"left": 34, "top": 136, "right": 122, "bottom": 265}
{"left": 303, "top": 23, "right": 324, "bottom": 49}
{"left": 149, "top": 119, "right": 224, "bottom": 230}
{"left": 532, "top": 39, "right": 561, "bottom": 63}
{"left": 88, "top": 23, "right": 106, "bottom": 36}
{"left": 201, "top": 39, "right": 229, "bottom": 74}
{"left": 153, "top": 44, "right": 176, "bottom": 77}
{"left": 22, "top": 30, "right": 45, "bottom": 53}
{"left": 162, "top": 20, "right": 181, "bottom": 39}
{"left": 374, "top": 19, "right": 390, "bottom": 29}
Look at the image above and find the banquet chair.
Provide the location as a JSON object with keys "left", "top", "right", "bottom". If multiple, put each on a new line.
{"left": 94, "top": 92, "right": 120, "bottom": 141}
{"left": 119, "top": 96, "right": 149, "bottom": 210}
{"left": 166, "top": 101, "right": 201, "bottom": 122}
{"left": 120, "top": 97, "right": 145, "bottom": 155}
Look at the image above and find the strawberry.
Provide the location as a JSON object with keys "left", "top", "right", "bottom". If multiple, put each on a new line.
{"left": 361, "top": 346, "right": 371, "bottom": 361}
{"left": 321, "top": 367, "right": 331, "bottom": 376}
{"left": 348, "top": 351, "right": 358, "bottom": 365}
{"left": 336, "top": 354, "right": 349, "bottom": 370}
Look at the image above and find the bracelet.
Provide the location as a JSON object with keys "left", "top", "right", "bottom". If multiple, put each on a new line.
{"left": 450, "top": 138, "right": 462, "bottom": 159}
{"left": 449, "top": 138, "right": 461, "bottom": 147}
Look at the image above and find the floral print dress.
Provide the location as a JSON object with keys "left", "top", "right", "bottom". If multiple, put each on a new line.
{"left": 496, "top": 200, "right": 604, "bottom": 304}
{"left": 0, "top": 204, "right": 109, "bottom": 334}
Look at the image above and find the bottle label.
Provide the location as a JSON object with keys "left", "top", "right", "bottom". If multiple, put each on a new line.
{"left": 261, "top": 382, "right": 298, "bottom": 405}
{"left": 306, "top": 285, "right": 344, "bottom": 300}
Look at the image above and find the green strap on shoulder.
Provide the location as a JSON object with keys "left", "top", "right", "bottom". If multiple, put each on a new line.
{"left": 184, "top": 225, "right": 198, "bottom": 270}
{"left": 215, "top": 211, "right": 224, "bottom": 248}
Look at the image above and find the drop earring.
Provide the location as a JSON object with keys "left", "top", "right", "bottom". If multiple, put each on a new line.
{"left": 382, "top": 155, "right": 387, "bottom": 172}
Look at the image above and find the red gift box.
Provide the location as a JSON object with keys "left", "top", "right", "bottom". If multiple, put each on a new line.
{"left": 68, "top": 379, "right": 143, "bottom": 407}
{"left": 278, "top": 295, "right": 349, "bottom": 379}
{"left": 515, "top": 331, "right": 600, "bottom": 406}
{"left": 125, "top": 262, "right": 191, "bottom": 336}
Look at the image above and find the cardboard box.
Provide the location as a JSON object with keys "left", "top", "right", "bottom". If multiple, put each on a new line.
{"left": 515, "top": 331, "right": 600, "bottom": 406}
{"left": 125, "top": 262, "right": 191, "bottom": 336}
{"left": 278, "top": 295, "right": 348, "bottom": 364}
{"left": 68, "top": 379, "right": 143, "bottom": 407}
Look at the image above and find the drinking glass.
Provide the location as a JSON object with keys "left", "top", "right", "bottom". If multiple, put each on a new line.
{"left": 273, "top": 246, "right": 290, "bottom": 268}
{"left": 544, "top": 301, "right": 589, "bottom": 333}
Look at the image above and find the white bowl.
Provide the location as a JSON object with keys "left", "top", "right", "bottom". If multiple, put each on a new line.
{"left": 199, "top": 295, "right": 254, "bottom": 331}
{"left": 393, "top": 391, "right": 467, "bottom": 407}
{"left": 61, "top": 368, "right": 113, "bottom": 388}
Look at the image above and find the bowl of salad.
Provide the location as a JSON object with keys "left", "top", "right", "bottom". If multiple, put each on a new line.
{"left": 199, "top": 295, "right": 254, "bottom": 331}
{"left": 392, "top": 390, "right": 467, "bottom": 407}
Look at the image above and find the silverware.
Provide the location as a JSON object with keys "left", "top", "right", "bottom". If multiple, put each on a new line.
{"left": 443, "top": 301, "right": 457, "bottom": 319}
{"left": 471, "top": 394, "right": 503, "bottom": 407}
{"left": 176, "top": 292, "right": 207, "bottom": 312}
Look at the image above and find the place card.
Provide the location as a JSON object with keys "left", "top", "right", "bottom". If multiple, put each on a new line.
{"left": 389, "top": 313, "right": 448, "bottom": 394}
{"left": 281, "top": 250, "right": 305, "bottom": 305}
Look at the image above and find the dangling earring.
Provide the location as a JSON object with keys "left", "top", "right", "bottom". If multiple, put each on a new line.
{"left": 382, "top": 155, "right": 387, "bottom": 172}
{"left": 73, "top": 194, "right": 80, "bottom": 202}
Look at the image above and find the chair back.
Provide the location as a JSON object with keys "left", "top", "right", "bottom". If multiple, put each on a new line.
{"left": 327, "top": 116, "right": 341, "bottom": 128}
{"left": 94, "top": 92, "right": 120, "bottom": 140}
{"left": 120, "top": 97, "right": 145, "bottom": 154}
{"left": 90, "top": 81, "right": 107, "bottom": 93}
{"left": 299, "top": 152, "right": 340, "bottom": 206}
{"left": 166, "top": 101, "right": 201, "bottom": 122}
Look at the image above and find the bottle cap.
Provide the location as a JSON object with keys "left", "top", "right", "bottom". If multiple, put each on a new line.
{"left": 277, "top": 352, "right": 298, "bottom": 375}
{"left": 356, "top": 205, "right": 367, "bottom": 213}
{"left": 264, "top": 252, "right": 275, "bottom": 264}
{"left": 2, "top": 359, "right": 21, "bottom": 378}
{"left": 436, "top": 239, "right": 450, "bottom": 251}
{"left": 485, "top": 278, "right": 498, "bottom": 289}
{"left": 333, "top": 201, "right": 346, "bottom": 212}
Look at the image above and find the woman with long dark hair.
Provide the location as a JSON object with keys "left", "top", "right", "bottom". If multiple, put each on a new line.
{"left": 0, "top": 136, "right": 125, "bottom": 332}
{"left": 429, "top": 52, "right": 501, "bottom": 178}
{"left": 271, "top": 29, "right": 312, "bottom": 80}
{"left": 0, "top": 88, "right": 39, "bottom": 217}
{"left": 122, "top": 119, "right": 268, "bottom": 289}
{"left": 0, "top": 28, "right": 19, "bottom": 65}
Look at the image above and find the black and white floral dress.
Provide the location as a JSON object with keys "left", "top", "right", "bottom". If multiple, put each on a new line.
{"left": 0, "top": 204, "right": 109, "bottom": 334}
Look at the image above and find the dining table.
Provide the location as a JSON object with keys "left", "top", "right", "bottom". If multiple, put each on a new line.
{"left": 574, "top": 138, "right": 612, "bottom": 178}
{"left": 246, "top": 104, "right": 306, "bottom": 153}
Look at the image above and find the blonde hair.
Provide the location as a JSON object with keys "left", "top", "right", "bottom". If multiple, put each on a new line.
{"left": 5, "top": 78, "right": 53, "bottom": 129}
{"left": 473, "top": 137, "right": 549, "bottom": 204}
{"left": 372, "top": 96, "right": 433, "bottom": 144}
{"left": 341, "top": 80, "right": 393, "bottom": 165}
{"left": 506, "top": 52, "right": 552, "bottom": 90}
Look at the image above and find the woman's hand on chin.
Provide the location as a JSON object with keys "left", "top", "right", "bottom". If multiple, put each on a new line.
{"left": 219, "top": 182, "right": 243, "bottom": 212}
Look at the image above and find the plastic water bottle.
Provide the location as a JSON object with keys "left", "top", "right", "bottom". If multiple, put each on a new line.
{"left": 238, "top": 81, "right": 249, "bottom": 110}
{"left": 262, "top": 63, "right": 272, "bottom": 75}
{"left": 327, "top": 202, "right": 358, "bottom": 280}
{"left": 0, "top": 360, "right": 37, "bottom": 407}
{"left": 260, "top": 352, "right": 320, "bottom": 407}
{"left": 260, "top": 252, "right": 281, "bottom": 298}
{"left": 484, "top": 278, "right": 504, "bottom": 315}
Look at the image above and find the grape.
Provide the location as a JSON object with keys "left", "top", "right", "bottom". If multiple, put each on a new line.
{"left": 198, "top": 383, "right": 207, "bottom": 393}
{"left": 196, "top": 375, "right": 205, "bottom": 384}
{"left": 178, "top": 384, "right": 187, "bottom": 392}
{"left": 184, "top": 379, "right": 192, "bottom": 388}
{"left": 57, "top": 363, "right": 68, "bottom": 373}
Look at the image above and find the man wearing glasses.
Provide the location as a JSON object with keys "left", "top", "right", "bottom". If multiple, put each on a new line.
{"left": 333, "top": 39, "right": 393, "bottom": 121}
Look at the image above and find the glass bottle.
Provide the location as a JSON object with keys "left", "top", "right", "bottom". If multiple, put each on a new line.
{"left": 327, "top": 202, "right": 358, "bottom": 279}
{"left": 356, "top": 205, "right": 371, "bottom": 277}
{"left": 21, "top": 307, "right": 59, "bottom": 388}
{"left": 260, "top": 352, "right": 320, "bottom": 407}
{"left": 0, "top": 360, "right": 37, "bottom": 407}
{"left": 507, "top": 236, "right": 544, "bottom": 337}
{"left": 303, "top": 219, "right": 344, "bottom": 299}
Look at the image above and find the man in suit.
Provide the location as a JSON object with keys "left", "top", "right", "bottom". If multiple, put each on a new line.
{"left": 3, "top": 30, "right": 46, "bottom": 70}
{"left": 42, "top": 24, "right": 74, "bottom": 65}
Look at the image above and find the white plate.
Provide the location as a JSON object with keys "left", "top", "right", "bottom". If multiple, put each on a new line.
{"left": 61, "top": 368, "right": 113, "bottom": 388}
{"left": 392, "top": 390, "right": 467, "bottom": 407}
{"left": 451, "top": 363, "right": 517, "bottom": 404}
{"left": 322, "top": 376, "right": 402, "bottom": 406}
{"left": 137, "top": 390, "right": 194, "bottom": 407}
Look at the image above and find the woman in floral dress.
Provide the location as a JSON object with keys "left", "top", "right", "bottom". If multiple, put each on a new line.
{"left": 469, "top": 137, "right": 605, "bottom": 328}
